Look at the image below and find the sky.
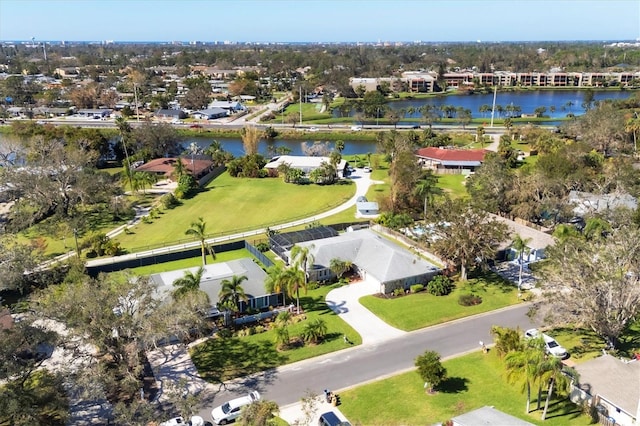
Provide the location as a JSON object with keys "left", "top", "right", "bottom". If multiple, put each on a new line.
{"left": 1, "top": 0, "right": 639, "bottom": 43}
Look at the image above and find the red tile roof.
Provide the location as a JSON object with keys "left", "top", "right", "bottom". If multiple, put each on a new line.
{"left": 415, "top": 147, "right": 488, "bottom": 162}
{"left": 134, "top": 157, "right": 213, "bottom": 177}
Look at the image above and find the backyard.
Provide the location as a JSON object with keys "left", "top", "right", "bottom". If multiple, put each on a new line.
{"left": 113, "top": 172, "right": 355, "bottom": 253}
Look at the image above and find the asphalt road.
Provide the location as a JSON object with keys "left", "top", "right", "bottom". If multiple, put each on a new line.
{"left": 196, "top": 304, "right": 536, "bottom": 418}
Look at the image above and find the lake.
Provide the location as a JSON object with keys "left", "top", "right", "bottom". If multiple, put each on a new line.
{"left": 335, "top": 89, "right": 636, "bottom": 120}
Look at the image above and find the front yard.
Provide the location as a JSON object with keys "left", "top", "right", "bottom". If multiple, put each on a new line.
{"left": 360, "top": 272, "right": 521, "bottom": 331}
{"left": 190, "top": 284, "right": 362, "bottom": 383}
{"left": 339, "top": 350, "right": 592, "bottom": 425}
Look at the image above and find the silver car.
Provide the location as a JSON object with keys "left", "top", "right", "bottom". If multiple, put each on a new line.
{"left": 211, "top": 391, "right": 260, "bottom": 425}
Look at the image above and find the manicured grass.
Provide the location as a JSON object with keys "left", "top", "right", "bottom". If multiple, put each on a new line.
{"left": 436, "top": 174, "right": 468, "bottom": 199}
{"left": 126, "top": 249, "right": 256, "bottom": 275}
{"left": 339, "top": 351, "right": 591, "bottom": 426}
{"left": 359, "top": 273, "right": 520, "bottom": 331}
{"left": 190, "top": 284, "right": 362, "bottom": 383}
{"left": 113, "top": 172, "right": 355, "bottom": 252}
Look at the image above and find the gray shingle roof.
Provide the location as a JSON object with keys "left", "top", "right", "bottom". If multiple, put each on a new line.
{"left": 293, "top": 229, "right": 440, "bottom": 284}
{"left": 574, "top": 354, "right": 640, "bottom": 417}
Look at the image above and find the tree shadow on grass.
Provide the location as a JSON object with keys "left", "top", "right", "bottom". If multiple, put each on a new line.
{"left": 438, "top": 376, "right": 469, "bottom": 394}
{"left": 300, "top": 295, "right": 334, "bottom": 315}
{"left": 541, "top": 398, "right": 584, "bottom": 420}
{"left": 190, "top": 337, "right": 285, "bottom": 385}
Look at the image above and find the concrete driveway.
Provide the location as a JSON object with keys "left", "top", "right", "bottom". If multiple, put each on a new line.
{"left": 325, "top": 277, "right": 405, "bottom": 345}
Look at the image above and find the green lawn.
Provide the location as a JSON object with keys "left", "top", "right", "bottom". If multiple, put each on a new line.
{"left": 339, "top": 351, "right": 592, "bottom": 426}
{"left": 114, "top": 172, "right": 355, "bottom": 253}
{"left": 359, "top": 273, "right": 520, "bottom": 331}
{"left": 190, "top": 284, "right": 362, "bottom": 383}
{"left": 437, "top": 174, "right": 468, "bottom": 199}
{"left": 126, "top": 249, "right": 256, "bottom": 276}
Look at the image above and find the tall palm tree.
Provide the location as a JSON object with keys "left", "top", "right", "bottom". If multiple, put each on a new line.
{"left": 185, "top": 217, "right": 215, "bottom": 266}
{"left": 281, "top": 265, "right": 306, "bottom": 314}
{"left": 414, "top": 171, "right": 441, "bottom": 222}
{"left": 218, "top": 274, "right": 249, "bottom": 315}
{"left": 290, "top": 245, "right": 314, "bottom": 312}
{"left": 115, "top": 116, "right": 133, "bottom": 190}
{"left": 505, "top": 337, "right": 546, "bottom": 414}
{"left": 511, "top": 234, "right": 532, "bottom": 291}
{"left": 264, "top": 264, "right": 288, "bottom": 305}
{"left": 172, "top": 266, "right": 206, "bottom": 300}
{"left": 540, "top": 358, "right": 574, "bottom": 420}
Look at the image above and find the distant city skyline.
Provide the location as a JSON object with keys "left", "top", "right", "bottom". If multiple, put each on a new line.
{"left": 1, "top": 0, "right": 639, "bottom": 43}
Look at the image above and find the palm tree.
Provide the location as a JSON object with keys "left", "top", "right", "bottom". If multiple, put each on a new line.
{"left": 625, "top": 113, "right": 640, "bottom": 153}
{"left": 414, "top": 171, "right": 441, "bottom": 222}
{"left": 172, "top": 266, "right": 206, "bottom": 300}
{"left": 218, "top": 274, "right": 249, "bottom": 315}
{"left": 185, "top": 217, "right": 215, "bottom": 266}
{"left": 264, "top": 264, "right": 288, "bottom": 305}
{"left": 511, "top": 234, "right": 532, "bottom": 291}
{"left": 334, "top": 140, "right": 345, "bottom": 153}
{"left": 281, "top": 265, "right": 306, "bottom": 314}
{"left": 172, "top": 156, "right": 187, "bottom": 180}
{"left": 505, "top": 337, "right": 546, "bottom": 414}
{"left": 540, "top": 358, "right": 574, "bottom": 420}
{"left": 290, "top": 245, "right": 315, "bottom": 312}
{"left": 115, "top": 116, "right": 134, "bottom": 190}
{"left": 329, "top": 258, "right": 352, "bottom": 280}
{"left": 301, "top": 318, "right": 328, "bottom": 344}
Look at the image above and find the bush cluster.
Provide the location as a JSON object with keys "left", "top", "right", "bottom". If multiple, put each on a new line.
{"left": 427, "top": 275, "right": 454, "bottom": 296}
{"left": 410, "top": 284, "right": 425, "bottom": 293}
{"left": 458, "top": 294, "right": 483, "bottom": 306}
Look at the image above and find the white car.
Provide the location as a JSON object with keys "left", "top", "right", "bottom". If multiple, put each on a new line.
{"left": 309, "top": 126, "right": 319, "bottom": 132}
{"left": 211, "top": 391, "right": 261, "bottom": 425}
{"left": 524, "top": 328, "right": 568, "bottom": 359}
{"left": 350, "top": 125, "right": 362, "bottom": 131}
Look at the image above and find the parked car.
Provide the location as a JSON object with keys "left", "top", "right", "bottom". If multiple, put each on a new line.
{"left": 211, "top": 391, "right": 260, "bottom": 425}
{"left": 524, "top": 328, "right": 568, "bottom": 359}
{"left": 363, "top": 166, "right": 372, "bottom": 173}
{"left": 318, "top": 411, "right": 351, "bottom": 426}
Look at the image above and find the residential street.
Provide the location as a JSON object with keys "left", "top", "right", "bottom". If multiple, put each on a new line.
{"left": 191, "top": 304, "right": 536, "bottom": 421}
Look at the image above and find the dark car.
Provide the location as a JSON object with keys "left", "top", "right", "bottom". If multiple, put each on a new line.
{"left": 318, "top": 411, "right": 350, "bottom": 426}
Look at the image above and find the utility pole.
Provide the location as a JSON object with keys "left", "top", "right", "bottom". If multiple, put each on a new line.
{"left": 299, "top": 85, "right": 302, "bottom": 126}
{"left": 134, "top": 83, "right": 140, "bottom": 122}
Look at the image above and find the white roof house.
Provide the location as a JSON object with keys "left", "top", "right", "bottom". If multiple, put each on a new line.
{"left": 452, "top": 406, "right": 534, "bottom": 426}
{"left": 265, "top": 155, "right": 348, "bottom": 178}
{"left": 288, "top": 229, "right": 441, "bottom": 293}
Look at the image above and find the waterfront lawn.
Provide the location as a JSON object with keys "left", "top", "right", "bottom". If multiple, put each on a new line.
{"left": 114, "top": 172, "right": 355, "bottom": 253}
{"left": 359, "top": 272, "right": 519, "bottom": 331}
{"left": 190, "top": 284, "right": 362, "bottom": 382}
{"left": 339, "top": 351, "right": 590, "bottom": 426}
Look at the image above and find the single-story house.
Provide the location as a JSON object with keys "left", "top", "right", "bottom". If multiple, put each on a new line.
{"left": 134, "top": 157, "right": 214, "bottom": 180}
{"left": 207, "top": 101, "right": 246, "bottom": 113}
{"left": 150, "top": 258, "right": 280, "bottom": 315}
{"left": 283, "top": 228, "right": 441, "bottom": 294}
{"left": 77, "top": 109, "right": 112, "bottom": 119}
{"left": 451, "top": 406, "right": 534, "bottom": 426}
{"left": 568, "top": 190, "right": 638, "bottom": 217}
{"left": 415, "top": 147, "right": 488, "bottom": 174}
{"left": 491, "top": 214, "right": 554, "bottom": 263}
{"left": 33, "top": 107, "right": 71, "bottom": 117}
{"left": 155, "top": 109, "right": 187, "bottom": 120}
{"left": 191, "top": 108, "right": 228, "bottom": 120}
{"left": 264, "top": 155, "right": 348, "bottom": 179}
{"left": 571, "top": 354, "right": 640, "bottom": 426}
